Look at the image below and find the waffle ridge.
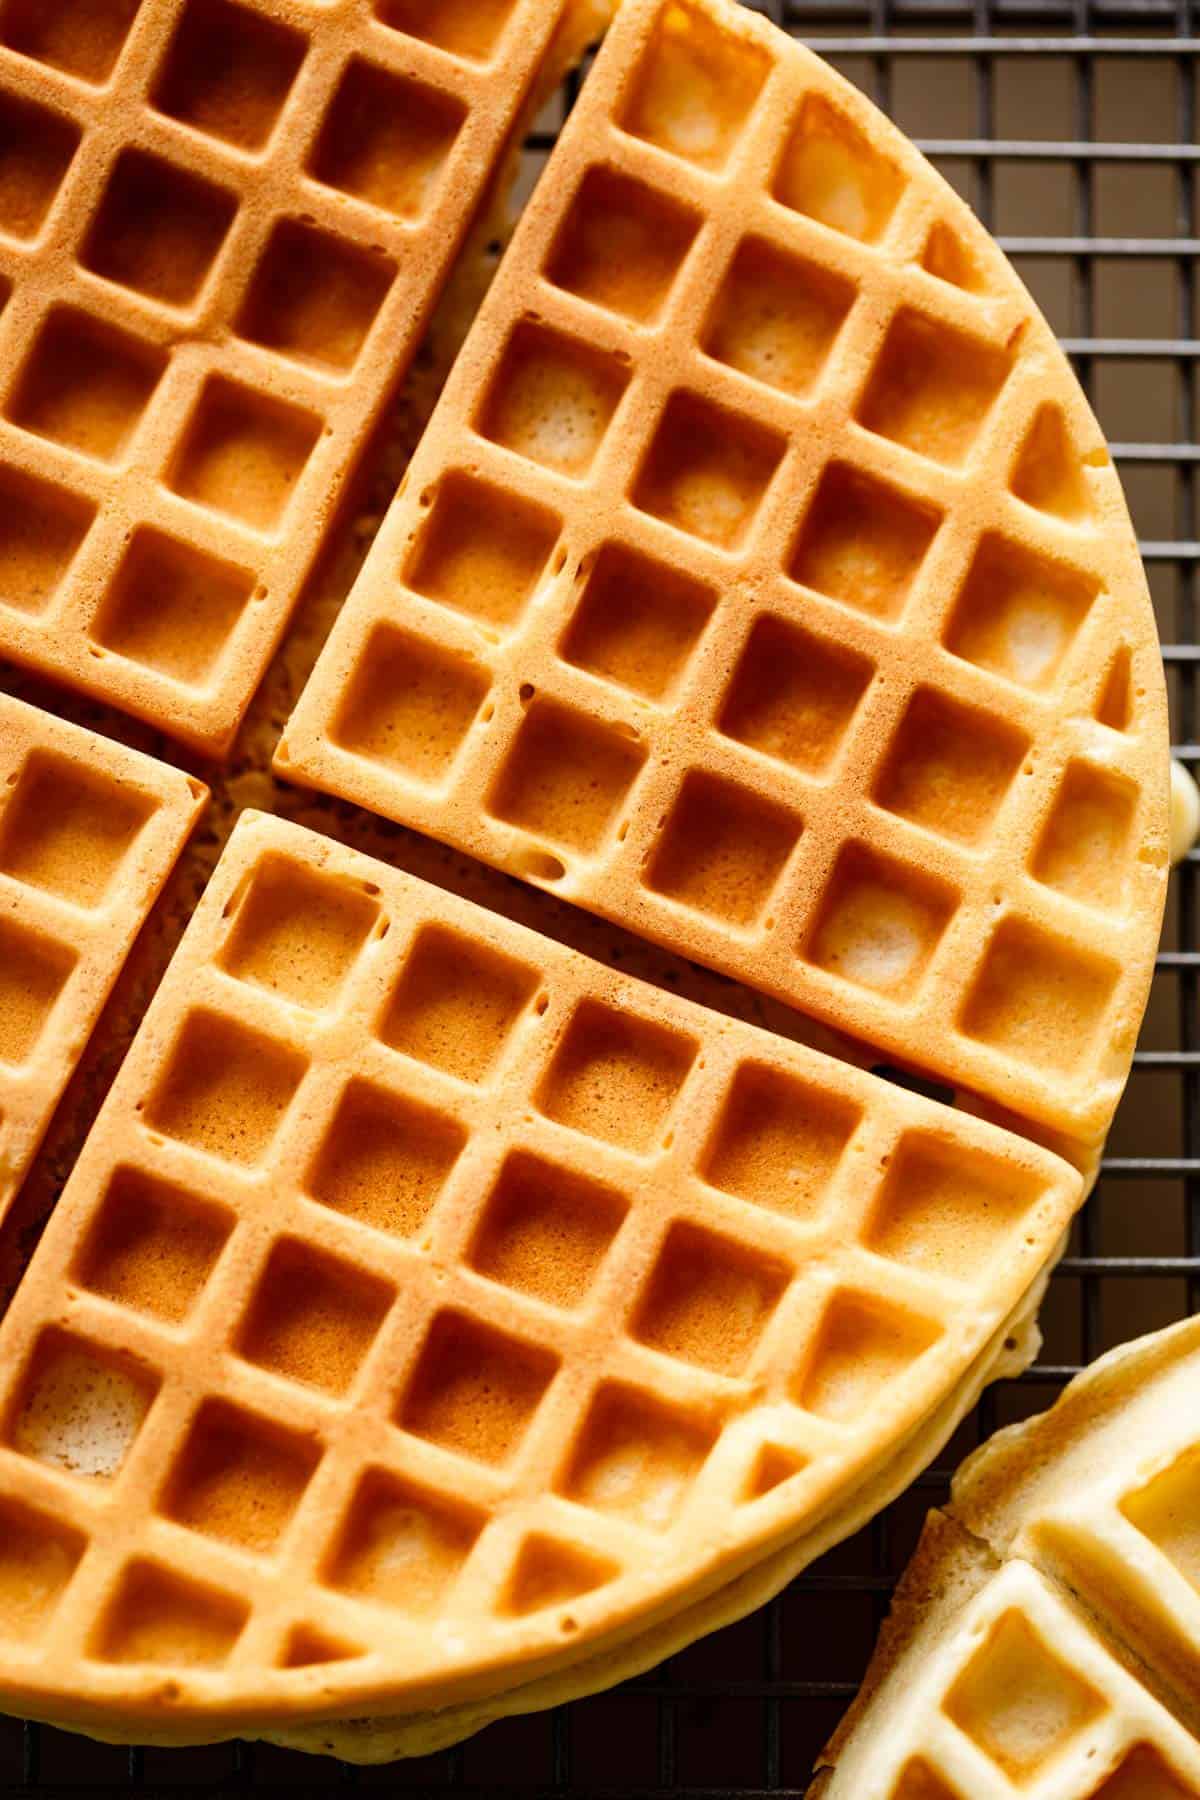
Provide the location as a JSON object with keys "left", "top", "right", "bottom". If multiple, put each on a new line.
{"left": 815, "top": 1320, "right": 1200, "bottom": 1798}
{"left": 281, "top": 0, "right": 1170, "bottom": 1143}
{"left": 0, "top": 0, "right": 602, "bottom": 755}
{"left": 0, "top": 809, "right": 1082, "bottom": 1737}
{"left": 0, "top": 692, "right": 205, "bottom": 1222}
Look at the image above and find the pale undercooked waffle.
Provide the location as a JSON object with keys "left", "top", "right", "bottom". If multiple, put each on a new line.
{"left": 0, "top": 809, "right": 1082, "bottom": 1745}
{"left": 0, "top": 0, "right": 609, "bottom": 756}
{"left": 0, "top": 691, "right": 204, "bottom": 1223}
{"left": 281, "top": 0, "right": 1170, "bottom": 1145}
{"left": 813, "top": 1317, "right": 1200, "bottom": 1798}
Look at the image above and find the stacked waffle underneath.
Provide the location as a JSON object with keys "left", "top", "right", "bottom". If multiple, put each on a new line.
{"left": 282, "top": 0, "right": 1169, "bottom": 1144}
{"left": 0, "top": 810, "right": 1081, "bottom": 1739}
{"left": 0, "top": 692, "right": 204, "bottom": 1223}
{"left": 0, "top": 0, "right": 605, "bottom": 755}
{"left": 814, "top": 1320, "right": 1200, "bottom": 1798}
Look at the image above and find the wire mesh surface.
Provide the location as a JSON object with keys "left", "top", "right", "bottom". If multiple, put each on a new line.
{"left": 0, "top": 0, "right": 1196, "bottom": 1792}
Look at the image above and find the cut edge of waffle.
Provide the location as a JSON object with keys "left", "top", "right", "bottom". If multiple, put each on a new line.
{"left": 0, "top": 808, "right": 1081, "bottom": 1735}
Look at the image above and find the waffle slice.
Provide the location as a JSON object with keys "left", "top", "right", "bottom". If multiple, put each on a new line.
{"left": 280, "top": 0, "right": 1169, "bottom": 1145}
{"left": 0, "top": 692, "right": 204, "bottom": 1222}
{"left": 0, "top": 0, "right": 610, "bottom": 756}
{"left": 0, "top": 809, "right": 1081, "bottom": 1746}
{"left": 814, "top": 1318, "right": 1200, "bottom": 1798}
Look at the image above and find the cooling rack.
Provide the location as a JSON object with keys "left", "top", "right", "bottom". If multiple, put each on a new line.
{"left": 0, "top": 0, "right": 1195, "bottom": 1790}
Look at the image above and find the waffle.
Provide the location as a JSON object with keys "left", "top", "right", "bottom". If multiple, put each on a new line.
{"left": 0, "top": 0, "right": 609, "bottom": 757}
{"left": 0, "top": 693, "right": 204, "bottom": 1223}
{"left": 814, "top": 1318, "right": 1200, "bottom": 1798}
{"left": 281, "top": 0, "right": 1170, "bottom": 1144}
{"left": 0, "top": 809, "right": 1082, "bottom": 1746}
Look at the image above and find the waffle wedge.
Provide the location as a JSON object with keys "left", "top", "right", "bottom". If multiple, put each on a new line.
{"left": 0, "top": 693, "right": 204, "bottom": 1223}
{"left": 0, "top": 0, "right": 610, "bottom": 756}
{"left": 814, "top": 1318, "right": 1200, "bottom": 1798}
{"left": 281, "top": 0, "right": 1169, "bottom": 1145}
{"left": 0, "top": 809, "right": 1082, "bottom": 1749}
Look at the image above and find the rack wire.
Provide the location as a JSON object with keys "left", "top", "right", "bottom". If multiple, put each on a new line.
{"left": 0, "top": 0, "right": 1195, "bottom": 1790}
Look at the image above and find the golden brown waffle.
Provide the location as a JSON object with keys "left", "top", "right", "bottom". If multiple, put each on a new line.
{"left": 0, "top": 809, "right": 1081, "bottom": 1743}
{"left": 0, "top": 692, "right": 204, "bottom": 1223}
{"left": 0, "top": 0, "right": 606, "bottom": 756}
{"left": 281, "top": 0, "right": 1170, "bottom": 1144}
{"left": 814, "top": 1319, "right": 1200, "bottom": 1798}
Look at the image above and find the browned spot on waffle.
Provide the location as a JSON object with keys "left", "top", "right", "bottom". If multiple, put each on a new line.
{"left": 325, "top": 1468, "right": 483, "bottom": 1616}
{"left": 562, "top": 545, "right": 714, "bottom": 703}
{"left": 888, "top": 1760, "right": 965, "bottom": 1800}
{"left": 549, "top": 166, "right": 700, "bottom": 326}
{"left": 239, "top": 1238, "right": 395, "bottom": 1398}
{"left": 306, "top": 1080, "right": 466, "bottom": 1242}
{"left": 75, "top": 1170, "right": 232, "bottom": 1324}
{"left": 795, "top": 1289, "right": 941, "bottom": 1422}
{"left": 537, "top": 997, "right": 695, "bottom": 1153}
{"left": 0, "top": 1500, "right": 85, "bottom": 1639}
{"left": 398, "top": 1310, "right": 559, "bottom": 1466}
{"left": 861, "top": 1132, "right": 1045, "bottom": 1280}
{"left": 332, "top": 624, "right": 491, "bottom": 787}
{"left": 96, "top": 1562, "right": 248, "bottom": 1668}
{"left": 161, "top": 1400, "right": 320, "bottom": 1554}
{"left": 501, "top": 1534, "right": 618, "bottom": 1617}
{"left": 406, "top": 474, "right": 562, "bottom": 633}
{"left": 468, "top": 1151, "right": 628, "bottom": 1310}
{"left": 700, "top": 1062, "right": 860, "bottom": 1222}
{"left": 380, "top": 924, "right": 538, "bottom": 1083}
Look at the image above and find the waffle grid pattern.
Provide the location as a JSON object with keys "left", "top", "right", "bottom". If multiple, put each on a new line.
{"left": 1014, "top": 1427, "right": 1200, "bottom": 1734}
{"left": 281, "top": 0, "right": 1168, "bottom": 1144}
{"left": 0, "top": 693, "right": 204, "bottom": 1223}
{"left": 858, "top": 1560, "right": 1200, "bottom": 1798}
{"left": 0, "top": 811, "right": 1079, "bottom": 1726}
{"left": 0, "top": 0, "right": 586, "bottom": 754}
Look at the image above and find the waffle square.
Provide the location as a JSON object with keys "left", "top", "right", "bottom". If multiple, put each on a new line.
{"left": 0, "top": 0, "right": 604, "bottom": 755}
{"left": 0, "top": 809, "right": 1081, "bottom": 1739}
{"left": 0, "top": 692, "right": 204, "bottom": 1220}
{"left": 280, "top": 0, "right": 1169, "bottom": 1142}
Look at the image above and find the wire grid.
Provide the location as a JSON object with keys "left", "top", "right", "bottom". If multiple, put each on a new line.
{"left": 1, "top": 0, "right": 1196, "bottom": 1790}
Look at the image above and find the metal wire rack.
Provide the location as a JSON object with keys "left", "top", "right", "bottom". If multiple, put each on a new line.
{"left": 1, "top": 0, "right": 1196, "bottom": 1791}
